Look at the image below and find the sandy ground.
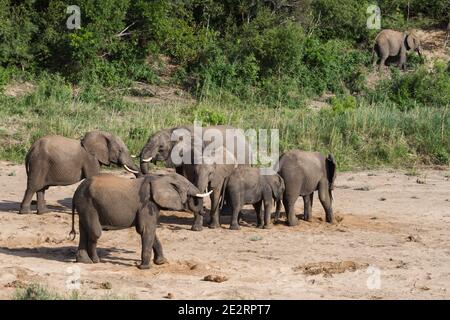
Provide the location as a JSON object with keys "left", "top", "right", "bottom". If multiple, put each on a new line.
{"left": 0, "top": 161, "right": 449, "bottom": 300}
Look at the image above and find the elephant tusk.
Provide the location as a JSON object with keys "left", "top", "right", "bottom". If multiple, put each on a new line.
{"left": 196, "top": 189, "right": 213, "bottom": 198}
{"left": 124, "top": 165, "right": 139, "bottom": 174}
{"left": 142, "top": 157, "right": 153, "bottom": 163}
{"left": 131, "top": 155, "right": 138, "bottom": 158}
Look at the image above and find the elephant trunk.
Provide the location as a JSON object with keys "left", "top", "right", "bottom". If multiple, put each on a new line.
{"left": 139, "top": 147, "right": 156, "bottom": 174}
{"left": 120, "top": 154, "right": 141, "bottom": 177}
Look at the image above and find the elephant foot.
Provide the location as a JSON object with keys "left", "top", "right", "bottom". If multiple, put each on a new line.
{"left": 154, "top": 256, "right": 168, "bottom": 265}
{"left": 326, "top": 216, "right": 334, "bottom": 224}
{"left": 37, "top": 207, "right": 50, "bottom": 215}
{"left": 19, "top": 206, "right": 31, "bottom": 215}
{"left": 303, "top": 215, "right": 312, "bottom": 222}
{"left": 191, "top": 224, "right": 203, "bottom": 232}
{"left": 137, "top": 263, "right": 151, "bottom": 270}
{"left": 256, "top": 224, "right": 264, "bottom": 229}
{"left": 76, "top": 251, "right": 93, "bottom": 264}
{"left": 263, "top": 224, "right": 272, "bottom": 229}
{"left": 288, "top": 218, "right": 299, "bottom": 227}
{"left": 208, "top": 222, "right": 220, "bottom": 229}
{"left": 229, "top": 224, "right": 240, "bottom": 230}
{"left": 90, "top": 255, "right": 100, "bottom": 263}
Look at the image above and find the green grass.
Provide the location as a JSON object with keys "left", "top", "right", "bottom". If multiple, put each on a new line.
{"left": 0, "top": 76, "right": 449, "bottom": 170}
{"left": 12, "top": 283, "right": 134, "bottom": 300}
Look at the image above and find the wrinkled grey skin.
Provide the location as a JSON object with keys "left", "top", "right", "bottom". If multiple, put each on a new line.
{"left": 445, "top": 22, "right": 450, "bottom": 48}
{"left": 275, "top": 150, "right": 336, "bottom": 226}
{"left": 139, "top": 125, "right": 253, "bottom": 176}
{"left": 71, "top": 173, "right": 210, "bottom": 269}
{"left": 193, "top": 147, "right": 240, "bottom": 228}
{"left": 222, "top": 167, "right": 285, "bottom": 230}
{"left": 19, "top": 131, "right": 140, "bottom": 215}
{"left": 372, "top": 29, "right": 422, "bottom": 70}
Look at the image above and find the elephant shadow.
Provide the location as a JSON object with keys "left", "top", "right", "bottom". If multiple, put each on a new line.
{"left": 0, "top": 199, "right": 73, "bottom": 215}
{"left": 0, "top": 246, "right": 138, "bottom": 267}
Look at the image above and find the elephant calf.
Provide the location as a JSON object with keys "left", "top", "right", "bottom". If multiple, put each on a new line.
{"left": 20, "top": 131, "right": 140, "bottom": 215}
{"left": 222, "top": 167, "right": 285, "bottom": 230}
{"left": 275, "top": 150, "right": 336, "bottom": 226}
{"left": 71, "top": 173, "right": 212, "bottom": 269}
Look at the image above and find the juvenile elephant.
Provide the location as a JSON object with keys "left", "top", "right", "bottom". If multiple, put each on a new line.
{"left": 372, "top": 29, "right": 422, "bottom": 70}
{"left": 70, "top": 173, "right": 212, "bottom": 269}
{"left": 222, "top": 167, "right": 285, "bottom": 230}
{"left": 275, "top": 150, "right": 336, "bottom": 226}
{"left": 20, "top": 131, "right": 140, "bottom": 214}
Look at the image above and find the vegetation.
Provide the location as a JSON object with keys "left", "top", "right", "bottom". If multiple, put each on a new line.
{"left": 0, "top": 0, "right": 449, "bottom": 169}
{"left": 13, "top": 283, "right": 132, "bottom": 300}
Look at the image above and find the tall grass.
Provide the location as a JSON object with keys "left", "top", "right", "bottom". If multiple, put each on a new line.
{"left": 0, "top": 75, "right": 449, "bottom": 170}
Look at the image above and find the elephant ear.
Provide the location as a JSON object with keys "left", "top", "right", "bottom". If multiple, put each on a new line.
{"left": 269, "top": 175, "right": 285, "bottom": 201}
{"left": 149, "top": 175, "right": 188, "bottom": 211}
{"left": 406, "top": 34, "right": 415, "bottom": 50}
{"left": 81, "top": 131, "right": 110, "bottom": 165}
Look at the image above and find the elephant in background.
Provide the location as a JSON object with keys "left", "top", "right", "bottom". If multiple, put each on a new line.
{"left": 19, "top": 131, "right": 140, "bottom": 215}
{"left": 372, "top": 29, "right": 422, "bottom": 70}
{"left": 222, "top": 166, "right": 285, "bottom": 230}
{"left": 71, "top": 173, "right": 212, "bottom": 269}
{"left": 275, "top": 150, "right": 336, "bottom": 226}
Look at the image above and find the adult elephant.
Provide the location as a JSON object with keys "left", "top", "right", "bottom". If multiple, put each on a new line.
{"left": 19, "top": 131, "right": 140, "bottom": 215}
{"left": 70, "top": 173, "right": 212, "bottom": 268}
{"left": 139, "top": 125, "right": 253, "bottom": 175}
{"left": 275, "top": 150, "right": 336, "bottom": 226}
{"left": 372, "top": 29, "right": 422, "bottom": 70}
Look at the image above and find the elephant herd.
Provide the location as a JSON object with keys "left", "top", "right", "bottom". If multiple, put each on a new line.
{"left": 19, "top": 126, "right": 336, "bottom": 270}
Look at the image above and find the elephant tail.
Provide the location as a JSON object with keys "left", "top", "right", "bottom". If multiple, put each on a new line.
{"left": 326, "top": 154, "right": 337, "bottom": 201}
{"left": 69, "top": 201, "right": 77, "bottom": 241}
{"left": 24, "top": 149, "right": 32, "bottom": 176}
{"left": 219, "top": 177, "right": 229, "bottom": 210}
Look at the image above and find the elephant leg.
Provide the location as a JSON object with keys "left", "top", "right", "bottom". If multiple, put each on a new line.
{"left": 263, "top": 198, "right": 272, "bottom": 229}
{"left": 36, "top": 188, "right": 50, "bottom": 214}
{"left": 138, "top": 231, "right": 155, "bottom": 270}
{"left": 191, "top": 213, "right": 204, "bottom": 232}
{"left": 303, "top": 194, "right": 313, "bottom": 222}
{"left": 152, "top": 235, "right": 167, "bottom": 265}
{"left": 208, "top": 190, "right": 221, "bottom": 229}
{"left": 87, "top": 220, "right": 102, "bottom": 263}
{"left": 318, "top": 181, "right": 334, "bottom": 223}
{"left": 274, "top": 199, "right": 282, "bottom": 223}
{"left": 283, "top": 194, "right": 299, "bottom": 227}
{"left": 76, "top": 225, "right": 93, "bottom": 264}
{"left": 19, "top": 186, "right": 35, "bottom": 214}
{"left": 253, "top": 201, "right": 263, "bottom": 228}
{"left": 230, "top": 204, "right": 242, "bottom": 230}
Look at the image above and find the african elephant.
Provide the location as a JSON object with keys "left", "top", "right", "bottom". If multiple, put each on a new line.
{"left": 70, "top": 173, "right": 212, "bottom": 269}
{"left": 19, "top": 131, "right": 140, "bottom": 215}
{"left": 372, "top": 29, "right": 422, "bottom": 70}
{"left": 138, "top": 124, "right": 253, "bottom": 176}
{"left": 192, "top": 147, "right": 240, "bottom": 228}
{"left": 222, "top": 167, "right": 285, "bottom": 230}
{"left": 275, "top": 150, "right": 336, "bottom": 226}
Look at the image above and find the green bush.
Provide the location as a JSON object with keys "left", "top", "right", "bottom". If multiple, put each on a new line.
{"left": 370, "top": 63, "right": 450, "bottom": 110}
